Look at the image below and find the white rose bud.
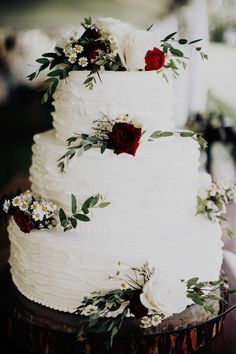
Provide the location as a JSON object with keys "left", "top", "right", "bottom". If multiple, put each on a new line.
{"left": 140, "top": 274, "right": 190, "bottom": 317}
{"left": 123, "top": 29, "right": 156, "bottom": 70}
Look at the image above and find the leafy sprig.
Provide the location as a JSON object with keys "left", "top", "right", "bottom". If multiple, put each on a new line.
{"left": 59, "top": 194, "right": 110, "bottom": 232}
{"left": 160, "top": 32, "right": 208, "bottom": 80}
{"left": 149, "top": 130, "right": 208, "bottom": 150}
{"left": 185, "top": 277, "right": 227, "bottom": 314}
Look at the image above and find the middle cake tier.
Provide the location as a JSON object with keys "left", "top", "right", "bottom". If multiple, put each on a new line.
{"left": 32, "top": 130, "right": 202, "bottom": 231}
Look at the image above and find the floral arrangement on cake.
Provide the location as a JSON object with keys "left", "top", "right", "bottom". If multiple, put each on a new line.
{"left": 57, "top": 113, "right": 143, "bottom": 172}
{"left": 57, "top": 113, "right": 207, "bottom": 173}
{"left": 1, "top": 190, "right": 110, "bottom": 233}
{"left": 27, "top": 17, "right": 207, "bottom": 102}
{"left": 197, "top": 173, "right": 236, "bottom": 238}
{"left": 75, "top": 261, "right": 227, "bottom": 349}
{"left": 0, "top": 190, "right": 57, "bottom": 233}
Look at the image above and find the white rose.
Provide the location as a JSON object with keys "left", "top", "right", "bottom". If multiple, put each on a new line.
{"left": 123, "top": 29, "right": 157, "bottom": 70}
{"left": 198, "top": 172, "right": 212, "bottom": 199}
{"left": 96, "top": 17, "right": 133, "bottom": 67}
{"left": 140, "top": 274, "right": 190, "bottom": 317}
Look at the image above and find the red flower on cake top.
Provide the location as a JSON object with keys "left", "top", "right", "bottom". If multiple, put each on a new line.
{"left": 145, "top": 47, "right": 165, "bottom": 71}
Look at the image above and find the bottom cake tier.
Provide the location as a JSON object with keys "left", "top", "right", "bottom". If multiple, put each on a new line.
{"left": 8, "top": 213, "right": 223, "bottom": 313}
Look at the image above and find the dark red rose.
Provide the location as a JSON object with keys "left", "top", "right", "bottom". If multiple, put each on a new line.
{"left": 145, "top": 47, "right": 165, "bottom": 71}
{"left": 13, "top": 208, "right": 33, "bottom": 233}
{"left": 108, "top": 122, "right": 142, "bottom": 156}
{"left": 129, "top": 290, "right": 148, "bottom": 318}
{"left": 89, "top": 47, "right": 102, "bottom": 61}
{"left": 81, "top": 27, "right": 100, "bottom": 40}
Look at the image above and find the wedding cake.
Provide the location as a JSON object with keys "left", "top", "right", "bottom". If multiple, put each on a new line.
{"left": 4, "top": 17, "right": 226, "bottom": 344}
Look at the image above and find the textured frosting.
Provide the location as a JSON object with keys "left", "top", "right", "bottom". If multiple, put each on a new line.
{"left": 8, "top": 69, "right": 223, "bottom": 314}
{"left": 52, "top": 71, "right": 175, "bottom": 142}
{"left": 9, "top": 214, "right": 222, "bottom": 313}
{"left": 30, "top": 130, "right": 200, "bottom": 227}
{"left": 8, "top": 129, "right": 223, "bottom": 313}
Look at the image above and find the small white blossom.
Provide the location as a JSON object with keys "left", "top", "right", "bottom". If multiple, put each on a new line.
{"left": 3, "top": 199, "right": 10, "bottom": 213}
{"left": 140, "top": 316, "right": 152, "bottom": 328}
{"left": 12, "top": 196, "right": 22, "bottom": 207}
{"left": 81, "top": 305, "right": 98, "bottom": 316}
{"left": 78, "top": 57, "right": 88, "bottom": 67}
{"left": 19, "top": 200, "right": 29, "bottom": 212}
{"left": 151, "top": 314, "right": 162, "bottom": 326}
{"left": 120, "top": 281, "right": 128, "bottom": 290}
{"left": 74, "top": 44, "right": 83, "bottom": 53}
{"left": 32, "top": 208, "right": 45, "bottom": 222}
{"left": 68, "top": 54, "right": 77, "bottom": 64}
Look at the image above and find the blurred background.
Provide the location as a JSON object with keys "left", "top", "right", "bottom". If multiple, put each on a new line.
{"left": 0, "top": 0, "right": 236, "bottom": 192}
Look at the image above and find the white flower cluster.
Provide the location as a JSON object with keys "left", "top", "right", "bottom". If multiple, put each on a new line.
{"left": 3, "top": 190, "right": 57, "bottom": 227}
{"left": 197, "top": 173, "right": 236, "bottom": 222}
{"left": 63, "top": 37, "right": 86, "bottom": 65}
{"left": 81, "top": 304, "right": 99, "bottom": 316}
{"left": 140, "top": 314, "right": 163, "bottom": 329}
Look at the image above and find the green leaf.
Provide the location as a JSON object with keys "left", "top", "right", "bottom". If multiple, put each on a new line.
{"left": 84, "top": 143, "right": 93, "bottom": 151}
{"left": 188, "top": 39, "right": 202, "bottom": 44}
{"left": 162, "top": 32, "right": 177, "bottom": 42}
{"left": 99, "top": 202, "right": 111, "bottom": 208}
{"left": 180, "top": 131, "right": 195, "bottom": 137}
{"left": 149, "top": 131, "right": 162, "bottom": 139}
{"left": 160, "top": 131, "right": 174, "bottom": 137}
{"left": 41, "top": 92, "right": 48, "bottom": 104}
{"left": 71, "top": 194, "right": 77, "bottom": 214}
{"left": 27, "top": 72, "right": 36, "bottom": 81}
{"left": 59, "top": 208, "right": 67, "bottom": 224}
{"left": 101, "top": 143, "right": 108, "bottom": 154}
{"left": 196, "top": 47, "right": 202, "bottom": 51}
{"left": 170, "top": 47, "right": 184, "bottom": 57}
{"left": 74, "top": 213, "right": 90, "bottom": 222}
{"left": 36, "top": 58, "right": 50, "bottom": 64}
{"left": 42, "top": 52, "right": 59, "bottom": 58}
{"left": 146, "top": 24, "right": 153, "bottom": 31}
{"left": 224, "top": 227, "right": 233, "bottom": 239}
{"left": 178, "top": 38, "right": 188, "bottom": 45}
{"left": 47, "top": 69, "right": 62, "bottom": 77}
{"left": 69, "top": 217, "right": 77, "bottom": 228}
{"left": 54, "top": 46, "right": 64, "bottom": 55}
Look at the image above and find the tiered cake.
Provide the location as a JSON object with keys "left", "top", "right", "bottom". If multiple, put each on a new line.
{"left": 7, "top": 18, "right": 223, "bottom": 323}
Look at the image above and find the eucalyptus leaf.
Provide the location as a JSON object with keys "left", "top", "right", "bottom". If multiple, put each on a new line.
{"left": 71, "top": 194, "right": 77, "bottom": 214}
{"left": 74, "top": 213, "right": 90, "bottom": 222}
{"left": 162, "top": 31, "right": 177, "bottom": 42}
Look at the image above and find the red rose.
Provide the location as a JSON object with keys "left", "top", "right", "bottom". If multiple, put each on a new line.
{"left": 145, "top": 47, "right": 165, "bottom": 71}
{"left": 13, "top": 208, "right": 33, "bottom": 233}
{"left": 89, "top": 47, "right": 101, "bottom": 61}
{"left": 129, "top": 290, "right": 148, "bottom": 318}
{"left": 108, "top": 122, "right": 142, "bottom": 156}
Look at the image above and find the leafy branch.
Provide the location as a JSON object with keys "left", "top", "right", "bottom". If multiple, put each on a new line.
{"left": 149, "top": 130, "right": 208, "bottom": 150}
{"left": 160, "top": 32, "right": 208, "bottom": 80}
{"left": 185, "top": 277, "right": 227, "bottom": 314}
{"left": 59, "top": 194, "right": 110, "bottom": 232}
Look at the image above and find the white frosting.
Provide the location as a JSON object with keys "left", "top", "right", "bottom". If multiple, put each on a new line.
{"left": 9, "top": 212, "right": 222, "bottom": 313}
{"left": 52, "top": 71, "right": 175, "bottom": 142}
{"left": 30, "top": 130, "right": 200, "bottom": 228}
{"left": 8, "top": 69, "right": 223, "bottom": 314}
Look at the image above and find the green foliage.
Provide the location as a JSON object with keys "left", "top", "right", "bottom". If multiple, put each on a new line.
{"left": 160, "top": 33, "right": 207, "bottom": 80}
{"left": 59, "top": 194, "right": 110, "bottom": 232}
{"left": 149, "top": 130, "right": 207, "bottom": 150}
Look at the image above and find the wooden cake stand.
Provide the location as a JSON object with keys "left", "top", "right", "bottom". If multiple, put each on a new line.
{"left": 1, "top": 261, "right": 236, "bottom": 354}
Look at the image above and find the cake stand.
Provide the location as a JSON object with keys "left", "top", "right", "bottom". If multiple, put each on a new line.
{"left": 1, "top": 264, "right": 236, "bottom": 354}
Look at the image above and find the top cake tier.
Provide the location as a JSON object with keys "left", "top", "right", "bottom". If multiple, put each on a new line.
{"left": 52, "top": 71, "right": 175, "bottom": 142}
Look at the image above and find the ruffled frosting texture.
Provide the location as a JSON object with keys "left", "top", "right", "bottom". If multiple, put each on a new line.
{"left": 8, "top": 71, "right": 223, "bottom": 313}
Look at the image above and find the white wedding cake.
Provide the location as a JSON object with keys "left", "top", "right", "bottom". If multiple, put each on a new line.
{"left": 6, "top": 17, "right": 223, "bottom": 323}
